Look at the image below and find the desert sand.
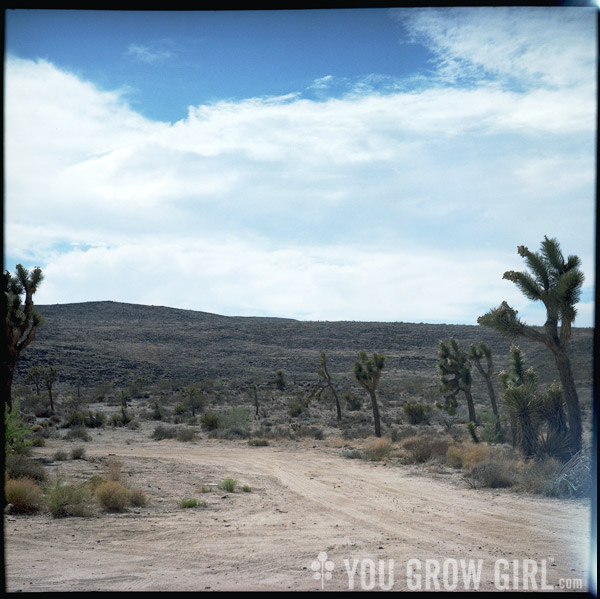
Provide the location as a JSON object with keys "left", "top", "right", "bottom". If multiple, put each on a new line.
{"left": 4, "top": 420, "right": 592, "bottom": 592}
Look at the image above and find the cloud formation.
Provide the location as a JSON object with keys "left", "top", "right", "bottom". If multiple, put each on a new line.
{"left": 5, "top": 8, "right": 596, "bottom": 325}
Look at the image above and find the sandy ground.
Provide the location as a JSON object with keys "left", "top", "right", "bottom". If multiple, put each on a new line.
{"left": 4, "top": 423, "right": 592, "bottom": 592}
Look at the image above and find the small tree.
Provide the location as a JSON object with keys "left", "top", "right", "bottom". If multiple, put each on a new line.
{"left": 3, "top": 264, "right": 44, "bottom": 412}
{"left": 437, "top": 339, "right": 476, "bottom": 423}
{"left": 468, "top": 342, "right": 502, "bottom": 439}
{"left": 353, "top": 351, "right": 385, "bottom": 437}
{"left": 317, "top": 352, "right": 342, "bottom": 421}
{"left": 478, "top": 236, "right": 584, "bottom": 453}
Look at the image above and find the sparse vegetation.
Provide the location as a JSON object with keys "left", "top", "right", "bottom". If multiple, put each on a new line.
{"left": 221, "top": 478, "right": 238, "bottom": 493}
{"left": 95, "top": 481, "right": 131, "bottom": 511}
{"left": 5, "top": 478, "right": 44, "bottom": 513}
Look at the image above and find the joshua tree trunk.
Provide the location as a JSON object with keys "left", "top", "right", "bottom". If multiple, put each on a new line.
{"left": 464, "top": 388, "right": 476, "bottom": 424}
{"left": 369, "top": 389, "right": 382, "bottom": 438}
{"left": 552, "top": 349, "right": 582, "bottom": 453}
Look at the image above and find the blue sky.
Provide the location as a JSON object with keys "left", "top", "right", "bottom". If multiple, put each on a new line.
{"left": 4, "top": 7, "right": 597, "bottom": 325}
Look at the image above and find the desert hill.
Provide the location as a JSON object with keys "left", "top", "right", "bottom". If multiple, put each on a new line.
{"left": 14, "top": 301, "right": 594, "bottom": 402}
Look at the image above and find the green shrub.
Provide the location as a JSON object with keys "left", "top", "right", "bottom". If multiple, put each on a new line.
{"left": 201, "top": 412, "right": 220, "bottom": 431}
{"left": 47, "top": 480, "right": 90, "bottom": 517}
{"left": 179, "top": 498, "right": 200, "bottom": 508}
{"left": 65, "top": 409, "right": 105, "bottom": 428}
{"left": 221, "top": 478, "right": 238, "bottom": 493}
{"left": 4, "top": 478, "right": 44, "bottom": 513}
{"left": 4, "top": 400, "right": 33, "bottom": 455}
{"left": 241, "top": 485, "right": 252, "bottom": 493}
{"left": 5, "top": 453, "right": 46, "bottom": 482}
{"left": 95, "top": 481, "right": 131, "bottom": 511}
{"left": 403, "top": 403, "right": 431, "bottom": 425}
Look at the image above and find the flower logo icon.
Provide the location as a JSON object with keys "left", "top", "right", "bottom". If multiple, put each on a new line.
{"left": 311, "top": 551, "right": 335, "bottom": 589}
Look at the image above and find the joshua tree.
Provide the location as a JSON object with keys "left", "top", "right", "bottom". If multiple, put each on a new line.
{"left": 274, "top": 370, "right": 286, "bottom": 391}
{"left": 4, "top": 265, "right": 44, "bottom": 413}
{"left": 25, "top": 365, "right": 45, "bottom": 396}
{"left": 248, "top": 383, "right": 259, "bottom": 417}
{"left": 438, "top": 338, "right": 476, "bottom": 423}
{"left": 44, "top": 366, "right": 58, "bottom": 414}
{"left": 478, "top": 236, "right": 584, "bottom": 453}
{"left": 468, "top": 342, "right": 502, "bottom": 438}
{"left": 353, "top": 351, "right": 385, "bottom": 437}
{"left": 183, "top": 385, "right": 204, "bottom": 418}
{"left": 499, "top": 345, "right": 541, "bottom": 457}
{"left": 317, "top": 352, "right": 342, "bottom": 421}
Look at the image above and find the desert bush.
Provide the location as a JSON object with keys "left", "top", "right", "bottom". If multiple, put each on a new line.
{"left": 5, "top": 453, "right": 46, "bottom": 482}
{"left": 31, "top": 435, "right": 46, "bottom": 447}
{"left": 401, "top": 434, "right": 450, "bottom": 463}
{"left": 179, "top": 498, "right": 198, "bottom": 508}
{"left": 152, "top": 424, "right": 178, "bottom": 440}
{"left": 516, "top": 456, "right": 563, "bottom": 495}
{"left": 288, "top": 398, "right": 306, "bottom": 417}
{"left": 105, "top": 460, "right": 123, "bottom": 482}
{"left": 176, "top": 427, "right": 198, "bottom": 442}
{"left": 466, "top": 458, "right": 516, "bottom": 489}
{"left": 4, "top": 400, "right": 33, "bottom": 455}
{"left": 344, "top": 392, "right": 362, "bottom": 412}
{"left": 110, "top": 408, "right": 133, "bottom": 427}
{"left": 129, "top": 487, "right": 148, "bottom": 507}
{"left": 5, "top": 478, "right": 44, "bottom": 513}
{"left": 46, "top": 480, "right": 91, "bottom": 517}
{"left": 221, "top": 478, "right": 238, "bottom": 493}
{"left": 53, "top": 450, "right": 69, "bottom": 461}
{"left": 63, "top": 426, "right": 91, "bottom": 442}
{"left": 445, "top": 442, "right": 491, "bottom": 470}
{"left": 545, "top": 450, "right": 592, "bottom": 498}
{"left": 201, "top": 412, "right": 220, "bottom": 431}
{"left": 95, "top": 481, "right": 130, "bottom": 511}
{"left": 362, "top": 437, "right": 391, "bottom": 461}
{"left": 341, "top": 448, "right": 363, "bottom": 459}
{"left": 71, "top": 446, "right": 86, "bottom": 460}
{"left": 248, "top": 438, "right": 270, "bottom": 446}
{"left": 65, "top": 409, "right": 105, "bottom": 428}
{"left": 403, "top": 403, "right": 431, "bottom": 425}
{"left": 241, "top": 484, "right": 252, "bottom": 493}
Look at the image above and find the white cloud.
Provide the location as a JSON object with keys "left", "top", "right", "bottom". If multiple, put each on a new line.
{"left": 126, "top": 42, "right": 174, "bottom": 63}
{"left": 4, "top": 5, "right": 596, "bottom": 326}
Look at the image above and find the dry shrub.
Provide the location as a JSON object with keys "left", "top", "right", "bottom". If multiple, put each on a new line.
{"left": 129, "top": 487, "right": 148, "bottom": 507}
{"left": 401, "top": 434, "right": 450, "bottom": 463}
{"left": 362, "top": 437, "right": 391, "bottom": 461}
{"left": 5, "top": 454, "right": 46, "bottom": 482}
{"left": 105, "top": 460, "right": 122, "bottom": 482}
{"left": 95, "top": 481, "right": 130, "bottom": 511}
{"left": 445, "top": 442, "right": 491, "bottom": 470}
{"left": 516, "top": 457, "right": 563, "bottom": 495}
{"left": 5, "top": 478, "right": 44, "bottom": 513}
{"left": 466, "top": 458, "right": 516, "bottom": 489}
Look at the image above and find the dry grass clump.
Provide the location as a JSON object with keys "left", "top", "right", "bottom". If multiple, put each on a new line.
{"left": 5, "top": 478, "right": 44, "bottom": 513}
{"left": 95, "top": 481, "right": 131, "bottom": 511}
{"left": 128, "top": 487, "right": 148, "bottom": 507}
{"left": 400, "top": 434, "right": 451, "bottom": 463}
{"left": 362, "top": 437, "right": 392, "bottom": 461}
{"left": 445, "top": 442, "right": 491, "bottom": 470}
{"left": 105, "top": 459, "right": 123, "bottom": 482}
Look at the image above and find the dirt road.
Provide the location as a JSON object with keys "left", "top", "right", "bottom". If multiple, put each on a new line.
{"left": 4, "top": 429, "right": 592, "bottom": 592}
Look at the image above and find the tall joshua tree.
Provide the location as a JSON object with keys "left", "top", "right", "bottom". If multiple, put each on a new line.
{"left": 4, "top": 265, "right": 44, "bottom": 413}
{"left": 468, "top": 342, "right": 502, "bottom": 437}
{"left": 478, "top": 236, "right": 584, "bottom": 453}
{"left": 438, "top": 338, "right": 476, "bottom": 423}
{"left": 354, "top": 351, "right": 385, "bottom": 437}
